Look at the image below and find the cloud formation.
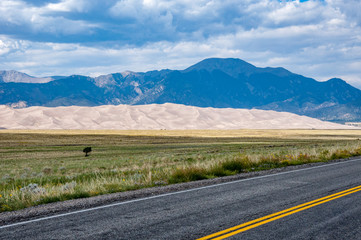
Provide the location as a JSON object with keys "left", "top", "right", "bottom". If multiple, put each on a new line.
{"left": 0, "top": 0, "right": 361, "bottom": 88}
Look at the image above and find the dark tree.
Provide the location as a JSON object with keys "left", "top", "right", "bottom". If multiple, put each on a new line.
{"left": 83, "top": 147, "right": 92, "bottom": 157}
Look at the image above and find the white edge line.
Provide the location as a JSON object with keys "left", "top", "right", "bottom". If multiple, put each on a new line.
{"left": 1, "top": 158, "right": 360, "bottom": 230}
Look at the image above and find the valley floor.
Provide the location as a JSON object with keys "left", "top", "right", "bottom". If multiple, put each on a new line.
{"left": 1, "top": 129, "right": 361, "bottom": 212}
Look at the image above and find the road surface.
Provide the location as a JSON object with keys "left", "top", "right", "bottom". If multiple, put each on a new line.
{"left": 1, "top": 158, "right": 361, "bottom": 239}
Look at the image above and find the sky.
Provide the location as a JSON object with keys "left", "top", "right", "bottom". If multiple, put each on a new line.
{"left": 0, "top": 0, "right": 361, "bottom": 88}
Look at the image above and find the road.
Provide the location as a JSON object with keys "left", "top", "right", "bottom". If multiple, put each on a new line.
{"left": 1, "top": 159, "right": 361, "bottom": 239}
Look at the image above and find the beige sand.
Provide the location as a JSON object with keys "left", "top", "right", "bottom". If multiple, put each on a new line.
{"left": 0, "top": 103, "right": 354, "bottom": 130}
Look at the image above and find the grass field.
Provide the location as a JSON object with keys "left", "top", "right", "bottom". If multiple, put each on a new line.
{"left": 1, "top": 129, "right": 361, "bottom": 212}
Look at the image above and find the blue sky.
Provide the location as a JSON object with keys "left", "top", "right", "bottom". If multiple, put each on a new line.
{"left": 0, "top": 0, "right": 361, "bottom": 87}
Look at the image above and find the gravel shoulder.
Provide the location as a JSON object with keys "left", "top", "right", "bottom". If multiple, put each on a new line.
{"left": 0, "top": 157, "right": 355, "bottom": 226}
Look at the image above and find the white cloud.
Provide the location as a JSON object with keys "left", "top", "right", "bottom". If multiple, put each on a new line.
{"left": 0, "top": 0, "right": 361, "bottom": 88}
{"left": 0, "top": 40, "right": 10, "bottom": 55}
{"left": 327, "top": 0, "right": 361, "bottom": 26}
{"left": 46, "top": 0, "right": 88, "bottom": 12}
{"left": 267, "top": 1, "right": 322, "bottom": 26}
{"left": 1, "top": 31, "right": 358, "bottom": 85}
{"left": 0, "top": 0, "right": 98, "bottom": 37}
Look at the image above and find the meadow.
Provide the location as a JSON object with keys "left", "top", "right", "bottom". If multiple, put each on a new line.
{"left": 1, "top": 129, "right": 361, "bottom": 212}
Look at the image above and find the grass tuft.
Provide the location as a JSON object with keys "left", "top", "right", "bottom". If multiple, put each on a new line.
{"left": 168, "top": 167, "right": 209, "bottom": 183}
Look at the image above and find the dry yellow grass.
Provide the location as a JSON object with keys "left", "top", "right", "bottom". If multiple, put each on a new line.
{"left": 2, "top": 129, "right": 361, "bottom": 211}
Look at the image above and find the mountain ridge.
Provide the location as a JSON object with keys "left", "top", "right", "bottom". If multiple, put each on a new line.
{"left": 1, "top": 58, "right": 361, "bottom": 122}
{"left": 0, "top": 70, "right": 54, "bottom": 83}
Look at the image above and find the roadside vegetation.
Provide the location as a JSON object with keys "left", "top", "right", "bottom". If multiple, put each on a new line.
{"left": 1, "top": 129, "right": 361, "bottom": 212}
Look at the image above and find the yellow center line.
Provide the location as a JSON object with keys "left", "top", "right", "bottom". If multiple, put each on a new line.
{"left": 198, "top": 185, "right": 361, "bottom": 240}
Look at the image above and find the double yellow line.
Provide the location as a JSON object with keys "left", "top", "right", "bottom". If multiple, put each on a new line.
{"left": 198, "top": 185, "right": 361, "bottom": 240}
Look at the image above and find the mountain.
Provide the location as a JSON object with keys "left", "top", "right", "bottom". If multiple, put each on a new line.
{"left": 1, "top": 58, "right": 361, "bottom": 122}
{"left": 0, "top": 70, "right": 54, "bottom": 83}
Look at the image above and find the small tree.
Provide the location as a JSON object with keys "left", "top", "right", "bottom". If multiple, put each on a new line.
{"left": 83, "top": 147, "right": 92, "bottom": 157}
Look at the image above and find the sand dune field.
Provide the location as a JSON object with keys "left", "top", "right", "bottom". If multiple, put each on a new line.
{"left": 0, "top": 103, "right": 354, "bottom": 130}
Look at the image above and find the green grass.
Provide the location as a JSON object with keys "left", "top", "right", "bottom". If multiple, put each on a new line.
{"left": 1, "top": 130, "right": 361, "bottom": 212}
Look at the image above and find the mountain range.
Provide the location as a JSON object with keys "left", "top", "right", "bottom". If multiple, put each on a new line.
{"left": 1, "top": 58, "right": 361, "bottom": 122}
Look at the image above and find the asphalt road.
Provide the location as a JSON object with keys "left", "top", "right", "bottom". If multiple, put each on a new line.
{"left": 1, "top": 158, "right": 361, "bottom": 239}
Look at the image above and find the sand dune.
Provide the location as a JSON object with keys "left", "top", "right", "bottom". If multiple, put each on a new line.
{"left": 0, "top": 103, "right": 354, "bottom": 130}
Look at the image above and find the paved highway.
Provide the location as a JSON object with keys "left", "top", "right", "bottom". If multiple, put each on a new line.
{"left": 1, "top": 159, "right": 361, "bottom": 239}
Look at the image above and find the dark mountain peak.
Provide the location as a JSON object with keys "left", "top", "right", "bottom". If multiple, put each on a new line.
{"left": 322, "top": 78, "right": 361, "bottom": 96}
{"left": 183, "top": 58, "right": 257, "bottom": 78}
{"left": 183, "top": 58, "right": 295, "bottom": 79}
{"left": 324, "top": 78, "right": 356, "bottom": 89}
{"left": 259, "top": 67, "right": 293, "bottom": 77}
{"left": 326, "top": 78, "right": 346, "bottom": 84}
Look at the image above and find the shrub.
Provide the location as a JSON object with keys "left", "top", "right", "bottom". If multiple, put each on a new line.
{"left": 353, "top": 148, "right": 361, "bottom": 155}
{"left": 318, "top": 150, "right": 330, "bottom": 161}
{"left": 221, "top": 160, "right": 244, "bottom": 173}
{"left": 297, "top": 153, "right": 312, "bottom": 162}
{"left": 208, "top": 165, "right": 231, "bottom": 177}
{"left": 83, "top": 147, "right": 92, "bottom": 157}
{"left": 331, "top": 150, "right": 352, "bottom": 160}
{"left": 42, "top": 167, "right": 52, "bottom": 175}
{"left": 168, "top": 167, "right": 208, "bottom": 183}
